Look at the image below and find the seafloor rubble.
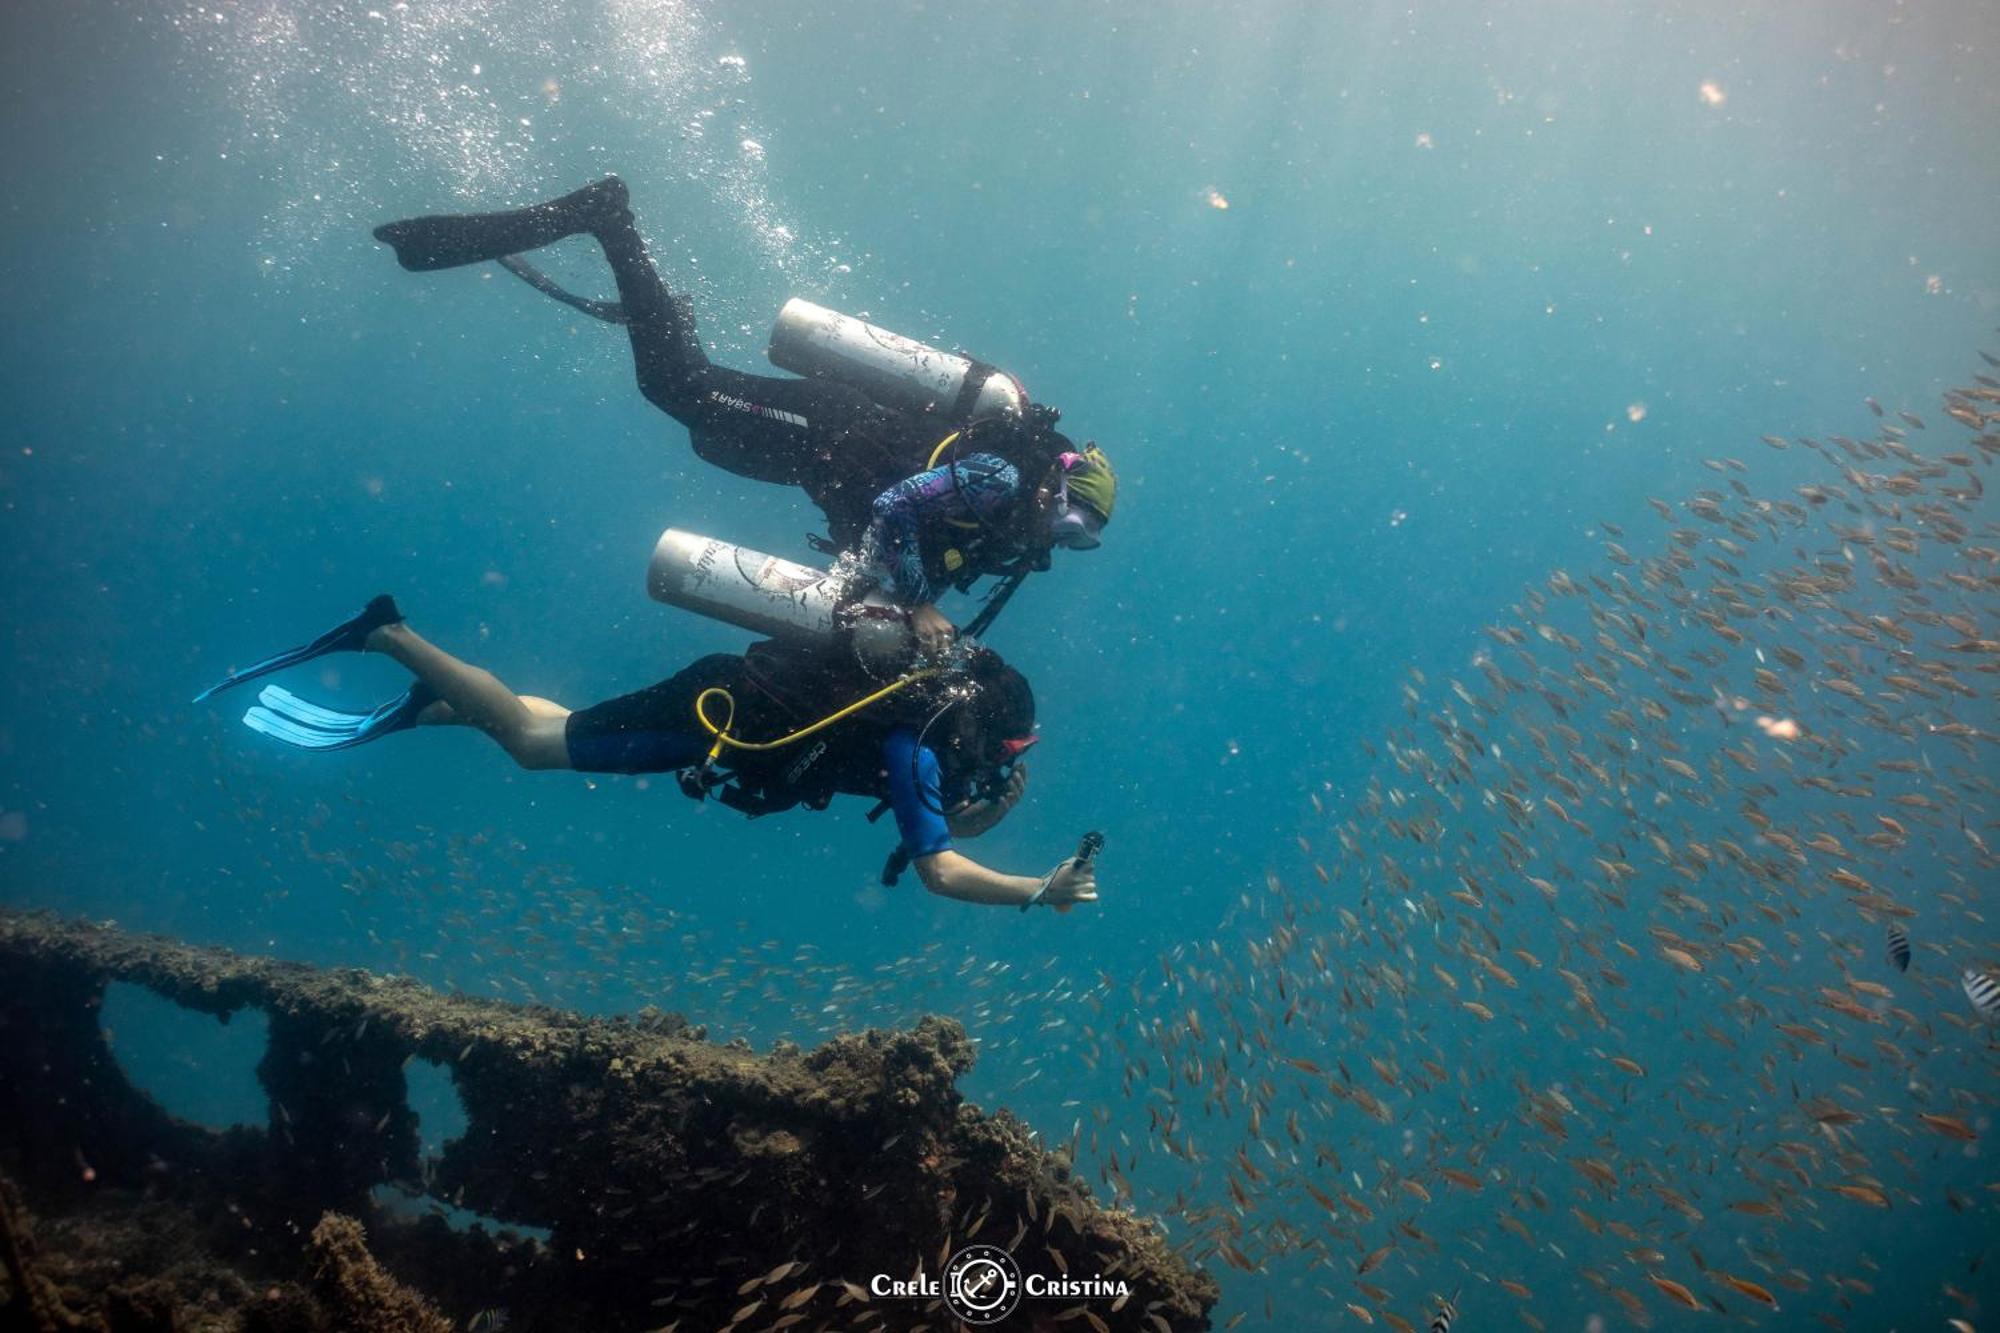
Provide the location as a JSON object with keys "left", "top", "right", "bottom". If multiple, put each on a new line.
{"left": 0, "top": 910, "right": 1216, "bottom": 1332}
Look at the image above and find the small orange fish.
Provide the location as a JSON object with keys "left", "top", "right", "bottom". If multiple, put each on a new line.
{"left": 1717, "top": 1273, "right": 1779, "bottom": 1309}
{"left": 1647, "top": 1273, "right": 1701, "bottom": 1309}
{"left": 1917, "top": 1112, "right": 1977, "bottom": 1142}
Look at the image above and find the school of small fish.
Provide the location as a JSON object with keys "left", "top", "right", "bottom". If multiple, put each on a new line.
{"left": 1075, "top": 350, "right": 1999, "bottom": 1328}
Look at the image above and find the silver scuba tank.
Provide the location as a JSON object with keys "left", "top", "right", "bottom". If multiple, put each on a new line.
{"left": 646, "top": 528, "right": 911, "bottom": 670}
{"left": 767, "top": 298, "right": 1028, "bottom": 421}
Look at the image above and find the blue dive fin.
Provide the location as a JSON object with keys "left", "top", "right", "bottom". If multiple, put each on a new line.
{"left": 242, "top": 682, "right": 437, "bottom": 752}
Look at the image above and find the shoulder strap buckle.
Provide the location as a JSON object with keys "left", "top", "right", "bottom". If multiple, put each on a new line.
{"left": 677, "top": 764, "right": 725, "bottom": 803}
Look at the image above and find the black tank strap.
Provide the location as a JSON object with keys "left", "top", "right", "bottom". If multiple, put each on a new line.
{"left": 950, "top": 361, "right": 1000, "bottom": 421}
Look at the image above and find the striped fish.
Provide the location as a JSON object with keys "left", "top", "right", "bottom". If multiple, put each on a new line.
{"left": 1884, "top": 922, "right": 1911, "bottom": 973}
{"left": 1963, "top": 969, "right": 2000, "bottom": 1023}
{"left": 1429, "top": 1290, "right": 1460, "bottom": 1333}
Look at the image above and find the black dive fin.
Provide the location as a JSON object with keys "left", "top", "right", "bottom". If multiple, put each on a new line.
{"left": 194, "top": 595, "right": 403, "bottom": 704}
{"left": 373, "top": 176, "right": 629, "bottom": 272}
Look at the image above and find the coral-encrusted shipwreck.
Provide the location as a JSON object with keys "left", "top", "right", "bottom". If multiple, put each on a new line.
{"left": 0, "top": 910, "right": 1216, "bottom": 1331}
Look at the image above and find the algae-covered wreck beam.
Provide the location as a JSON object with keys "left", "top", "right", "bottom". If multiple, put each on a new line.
{"left": 0, "top": 910, "right": 1217, "bottom": 1331}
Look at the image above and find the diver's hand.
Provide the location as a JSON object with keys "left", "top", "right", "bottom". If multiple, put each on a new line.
{"left": 1031, "top": 856, "right": 1098, "bottom": 910}
{"left": 910, "top": 603, "right": 956, "bottom": 658}
{"left": 947, "top": 765, "right": 1028, "bottom": 839}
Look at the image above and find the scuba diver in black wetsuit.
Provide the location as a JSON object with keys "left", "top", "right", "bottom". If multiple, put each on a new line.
{"left": 372, "top": 175, "right": 1119, "bottom": 656}
{"left": 192, "top": 595, "right": 1099, "bottom": 912}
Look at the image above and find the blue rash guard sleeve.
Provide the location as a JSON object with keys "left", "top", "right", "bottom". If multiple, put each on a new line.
{"left": 882, "top": 726, "right": 954, "bottom": 858}
{"left": 857, "top": 452, "right": 1022, "bottom": 605}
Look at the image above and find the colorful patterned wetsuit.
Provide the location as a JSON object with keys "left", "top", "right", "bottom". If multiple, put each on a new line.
{"left": 856, "top": 453, "right": 1022, "bottom": 604}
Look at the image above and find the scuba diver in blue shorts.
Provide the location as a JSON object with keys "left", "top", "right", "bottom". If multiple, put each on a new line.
{"left": 371, "top": 175, "right": 1119, "bottom": 654}
{"left": 193, "top": 596, "right": 1098, "bottom": 911}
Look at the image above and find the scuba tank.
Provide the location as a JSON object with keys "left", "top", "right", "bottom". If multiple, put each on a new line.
{"left": 766, "top": 301, "right": 1057, "bottom": 641}
{"left": 767, "top": 299, "right": 1028, "bottom": 422}
{"left": 646, "top": 528, "right": 910, "bottom": 670}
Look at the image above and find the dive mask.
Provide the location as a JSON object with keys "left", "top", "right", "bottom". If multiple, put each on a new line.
{"left": 1051, "top": 483, "right": 1105, "bottom": 550}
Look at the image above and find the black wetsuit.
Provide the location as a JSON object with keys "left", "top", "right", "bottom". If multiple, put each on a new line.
{"left": 376, "top": 180, "right": 1059, "bottom": 595}
{"left": 589, "top": 215, "right": 982, "bottom": 551}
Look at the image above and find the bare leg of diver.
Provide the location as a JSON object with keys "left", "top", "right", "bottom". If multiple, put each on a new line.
{"left": 364, "top": 622, "right": 572, "bottom": 770}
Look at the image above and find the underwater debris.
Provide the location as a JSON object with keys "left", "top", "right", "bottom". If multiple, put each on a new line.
{"left": 0, "top": 1175, "right": 89, "bottom": 1333}
{"left": 308, "top": 1211, "right": 454, "bottom": 1333}
{"left": 0, "top": 909, "right": 1216, "bottom": 1331}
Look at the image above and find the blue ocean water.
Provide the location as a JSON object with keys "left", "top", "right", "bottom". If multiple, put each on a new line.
{"left": 2, "top": 1, "right": 1996, "bottom": 1328}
